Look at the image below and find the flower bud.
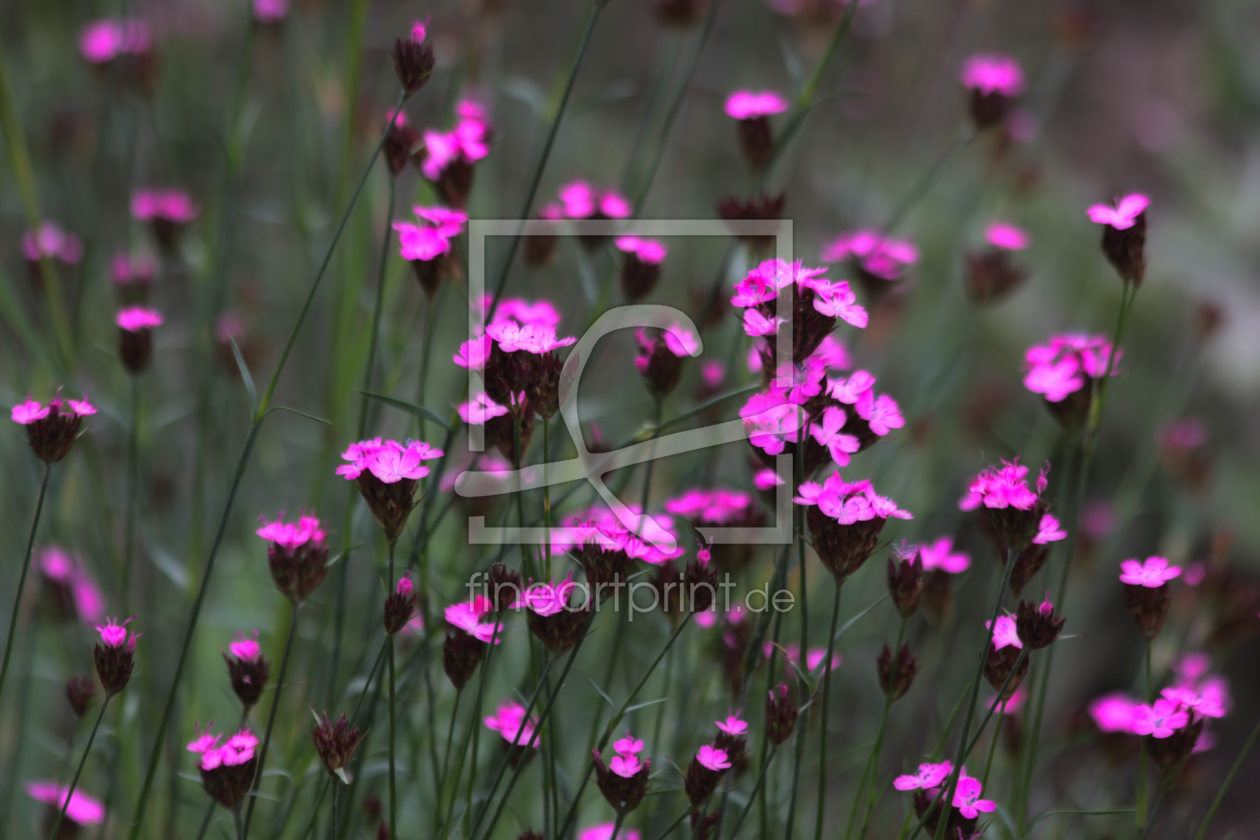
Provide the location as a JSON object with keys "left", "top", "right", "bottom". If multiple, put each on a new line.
{"left": 1123, "top": 582, "right": 1173, "bottom": 640}
{"left": 921, "top": 569, "right": 954, "bottom": 627}
{"left": 684, "top": 744, "right": 730, "bottom": 806}
{"left": 383, "top": 576, "right": 419, "bottom": 636}
{"left": 765, "top": 682, "right": 798, "bottom": 746}
{"left": 592, "top": 745, "right": 650, "bottom": 815}
{"left": 311, "top": 711, "right": 367, "bottom": 781}
{"left": 983, "top": 644, "right": 1029, "bottom": 701}
{"left": 717, "top": 192, "right": 785, "bottom": 260}
{"left": 887, "top": 544, "right": 925, "bottom": 619}
{"left": 616, "top": 236, "right": 666, "bottom": 302}
{"left": 382, "top": 110, "right": 420, "bottom": 178}
{"left": 523, "top": 576, "right": 590, "bottom": 654}
{"left": 1007, "top": 542, "right": 1049, "bottom": 598}
{"left": 190, "top": 726, "right": 259, "bottom": 812}
{"left": 258, "top": 514, "right": 331, "bottom": 604}
{"left": 116, "top": 307, "right": 162, "bottom": 374}
{"left": 223, "top": 631, "right": 271, "bottom": 709}
{"left": 1015, "top": 595, "right": 1065, "bottom": 650}
{"left": 877, "top": 643, "right": 918, "bottom": 701}
{"left": 964, "top": 248, "right": 1027, "bottom": 305}
{"left": 65, "top": 675, "right": 96, "bottom": 718}
{"left": 390, "top": 23, "right": 434, "bottom": 96}
{"left": 487, "top": 562, "right": 522, "bottom": 613}
{"left": 442, "top": 629, "right": 485, "bottom": 691}
{"left": 93, "top": 616, "right": 139, "bottom": 695}
{"left": 11, "top": 392, "right": 96, "bottom": 464}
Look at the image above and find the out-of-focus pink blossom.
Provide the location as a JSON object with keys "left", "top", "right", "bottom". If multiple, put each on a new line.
{"left": 116, "top": 306, "right": 163, "bottom": 332}
{"left": 614, "top": 236, "right": 667, "bottom": 263}
{"left": 1032, "top": 514, "right": 1066, "bottom": 545}
{"left": 80, "top": 19, "right": 152, "bottom": 64}
{"left": 960, "top": 53, "right": 1025, "bottom": 96}
{"left": 37, "top": 546, "right": 105, "bottom": 622}
{"left": 1131, "top": 699, "right": 1189, "bottom": 738}
{"left": 485, "top": 699, "right": 536, "bottom": 745}
{"left": 1119, "top": 556, "right": 1181, "bottom": 588}
{"left": 985, "top": 221, "right": 1031, "bottom": 251}
{"left": 725, "top": 90, "right": 789, "bottom": 120}
{"left": 131, "top": 189, "right": 199, "bottom": 223}
{"left": 22, "top": 222, "right": 83, "bottom": 264}
{"left": 26, "top": 782, "right": 105, "bottom": 825}
{"left": 1087, "top": 194, "right": 1150, "bottom": 231}
{"left": 988, "top": 685, "right": 1028, "bottom": 715}
{"left": 228, "top": 631, "right": 262, "bottom": 661}
{"left": 253, "top": 0, "right": 288, "bottom": 23}
{"left": 820, "top": 229, "right": 919, "bottom": 281}
{"left": 918, "top": 536, "right": 971, "bottom": 574}
{"left": 1089, "top": 692, "right": 1140, "bottom": 733}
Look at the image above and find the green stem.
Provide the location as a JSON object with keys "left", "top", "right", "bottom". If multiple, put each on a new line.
{"left": 483, "top": 0, "right": 608, "bottom": 323}
{"left": 234, "top": 809, "right": 244, "bottom": 840}
{"left": 357, "top": 175, "right": 397, "bottom": 437}
{"left": 981, "top": 703, "right": 1006, "bottom": 789}
{"left": 726, "top": 745, "right": 779, "bottom": 837}
{"left": 122, "top": 375, "right": 141, "bottom": 609}
{"left": 445, "top": 610, "right": 503, "bottom": 839}
{"left": 1086, "top": 280, "right": 1137, "bottom": 445}
{"left": 195, "top": 800, "right": 215, "bottom": 840}
{"left": 241, "top": 600, "right": 301, "bottom": 840}
{"left": 0, "top": 461, "right": 52, "bottom": 707}
{"left": 387, "top": 539, "right": 399, "bottom": 838}
{"left": 855, "top": 618, "right": 908, "bottom": 840}
{"left": 416, "top": 284, "right": 444, "bottom": 442}
{"left": 434, "top": 689, "right": 462, "bottom": 836}
{"left": 49, "top": 693, "right": 113, "bottom": 840}
{"left": 652, "top": 808, "right": 691, "bottom": 840}
{"left": 1190, "top": 713, "right": 1260, "bottom": 840}
{"left": 815, "top": 580, "right": 844, "bottom": 840}
{"left": 610, "top": 811, "right": 626, "bottom": 840}
{"left": 1136, "top": 638, "right": 1152, "bottom": 833}
{"left": 329, "top": 784, "right": 339, "bottom": 840}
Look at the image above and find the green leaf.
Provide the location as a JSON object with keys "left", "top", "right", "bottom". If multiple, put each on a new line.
{"left": 587, "top": 678, "right": 616, "bottom": 709}
{"left": 357, "top": 391, "right": 450, "bottom": 430}
{"left": 622, "top": 696, "right": 671, "bottom": 715}
{"left": 230, "top": 338, "right": 258, "bottom": 416}
{"left": 268, "top": 405, "right": 332, "bottom": 425}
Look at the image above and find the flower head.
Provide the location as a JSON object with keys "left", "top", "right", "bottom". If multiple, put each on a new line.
{"left": 985, "top": 221, "right": 1031, "bottom": 250}
{"left": 310, "top": 713, "right": 366, "bottom": 781}
{"left": 960, "top": 53, "right": 1025, "bottom": 96}
{"left": 725, "top": 90, "right": 789, "bottom": 120}
{"left": 485, "top": 699, "right": 537, "bottom": 746}
{"left": 26, "top": 782, "right": 106, "bottom": 825}
{"left": 79, "top": 18, "right": 152, "bottom": 64}
{"left": 22, "top": 222, "right": 83, "bottom": 264}
{"left": 918, "top": 536, "right": 970, "bottom": 574}
{"left": 986, "top": 615, "right": 1022, "bottom": 651}
{"left": 715, "top": 712, "right": 748, "bottom": 735}
{"left": 952, "top": 772, "right": 996, "bottom": 819}
{"left": 93, "top": 616, "right": 139, "bottom": 694}
{"left": 892, "top": 760, "right": 952, "bottom": 791}
{"left": 1120, "top": 556, "right": 1181, "bottom": 587}
{"left": 1131, "top": 698, "right": 1190, "bottom": 739}
{"left": 1089, "top": 692, "right": 1140, "bottom": 733}
{"left": 258, "top": 512, "right": 330, "bottom": 603}
{"left": 1087, "top": 194, "right": 1150, "bottom": 231}
{"left": 12, "top": 392, "right": 96, "bottom": 463}
{"left": 116, "top": 306, "right": 163, "bottom": 332}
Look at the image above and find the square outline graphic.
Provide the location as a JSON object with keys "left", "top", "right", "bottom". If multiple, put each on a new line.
{"left": 459, "top": 218, "right": 796, "bottom": 548}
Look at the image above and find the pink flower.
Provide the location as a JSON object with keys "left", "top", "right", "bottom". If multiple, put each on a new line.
{"left": 411, "top": 18, "right": 429, "bottom": 43}
{"left": 1131, "top": 699, "right": 1190, "bottom": 739}
{"left": 363, "top": 444, "right": 433, "bottom": 483}
{"left": 663, "top": 324, "right": 700, "bottom": 357}
{"left": 228, "top": 631, "right": 262, "bottom": 661}
{"left": 743, "top": 309, "right": 783, "bottom": 337}
{"left": 95, "top": 615, "right": 139, "bottom": 651}
{"left": 986, "top": 615, "right": 1022, "bottom": 651}
{"left": 37, "top": 547, "right": 105, "bottom": 621}
{"left": 1087, "top": 194, "right": 1150, "bottom": 231}
{"left": 827, "top": 370, "right": 876, "bottom": 405}
{"left": 454, "top": 335, "right": 493, "bottom": 370}
{"left": 958, "top": 458, "right": 1046, "bottom": 512}
{"left": 414, "top": 206, "right": 468, "bottom": 237}
{"left": 487, "top": 321, "right": 576, "bottom": 354}
{"left": 395, "top": 223, "right": 451, "bottom": 262}
{"left": 1089, "top": 692, "right": 1140, "bottom": 733}
{"left": 216, "top": 312, "right": 245, "bottom": 344}
{"left": 26, "top": 782, "right": 105, "bottom": 825}
{"left": 985, "top": 222, "right": 1031, "bottom": 250}
{"left": 952, "top": 772, "right": 996, "bottom": 819}
{"left": 116, "top": 306, "right": 163, "bottom": 332}
{"left": 1023, "top": 359, "right": 1084, "bottom": 403}
{"left": 110, "top": 253, "right": 157, "bottom": 285}
{"left": 810, "top": 406, "right": 860, "bottom": 466}
{"left": 445, "top": 597, "right": 503, "bottom": 644}
{"left": 523, "top": 575, "right": 579, "bottom": 617}
{"left": 754, "top": 468, "right": 785, "bottom": 492}
{"left": 557, "top": 180, "right": 632, "bottom": 219}
{"left": 695, "top": 744, "right": 731, "bottom": 771}
{"left": 805, "top": 648, "right": 840, "bottom": 672}
{"left": 485, "top": 699, "right": 537, "bottom": 745}
{"left": 1023, "top": 334, "right": 1120, "bottom": 402}
{"left": 420, "top": 110, "right": 490, "bottom": 180}
{"left": 256, "top": 513, "right": 327, "bottom": 550}
{"left": 814, "top": 334, "right": 852, "bottom": 371}
{"left": 812, "top": 279, "right": 869, "bottom": 328}
{"left": 893, "top": 761, "right": 952, "bottom": 791}
{"left": 1172, "top": 652, "right": 1211, "bottom": 687}
{"left": 614, "top": 732, "right": 645, "bottom": 755}
{"left": 581, "top": 824, "right": 642, "bottom": 840}
{"left": 795, "top": 472, "right": 912, "bottom": 524}
{"left": 253, "top": 0, "right": 288, "bottom": 23}
{"left": 1031, "top": 514, "right": 1067, "bottom": 545}
{"left": 609, "top": 753, "right": 643, "bottom": 777}
{"left": 700, "top": 360, "right": 725, "bottom": 388}
{"left": 855, "top": 392, "right": 904, "bottom": 436}
{"left": 918, "top": 536, "right": 971, "bottom": 574}
{"left": 615, "top": 236, "right": 667, "bottom": 263}
{"left": 11, "top": 397, "right": 49, "bottom": 424}
{"left": 195, "top": 727, "right": 259, "bottom": 770}
{"left": 820, "top": 229, "right": 919, "bottom": 280}
{"left": 485, "top": 296, "right": 563, "bottom": 329}
{"left": 1119, "top": 556, "right": 1181, "bottom": 588}
{"left": 131, "top": 189, "right": 199, "bottom": 223}
{"left": 79, "top": 19, "right": 152, "bottom": 64}
{"left": 664, "top": 489, "right": 753, "bottom": 526}
{"left": 459, "top": 394, "right": 508, "bottom": 425}
{"left": 960, "top": 53, "right": 1025, "bottom": 96}
{"left": 725, "top": 90, "right": 790, "bottom": 120}
{"left": 1161, "top": 686, "right": 1226, "bottom": 720}
{"left": 22, "top": 222, "right": 83, "bottom": 263}
{"left": 716, "top": 712, "right": 748, "bottom": 735}
{"left": 743, "top": 399, "right": 806, "bottom": 456}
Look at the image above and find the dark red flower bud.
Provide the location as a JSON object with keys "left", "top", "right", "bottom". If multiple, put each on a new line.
{"left": 592, "top": 748, "right": 650, "bottom": 814}
{"left": 983, "top": 643, "right": 1029, "bottom": 700}
{"left": 265, "top": 524, "right": 331, "bottom": 605}
{"left": 198, "top": 744, "right": 258, "bottom": 813}
{"left": 353, "top": 472, "right": 422, "bottom": 546}
{"left": 1123, "top": 582, "right": 1173, "bottom": 640}
{"left": 93, "top": 617, "right": 138, "bottom": 695}
{"left": 887, "top": 545, "right": 925, "bottom": 619}
{"left": 442, "top": 629, "right": 486, "bottom": 691}
{"left": 488, "top": 563, "right": 522, "bottom": 613}
{"left": 525, "top": 601, "right": 590, "bottom": 654}
{"left": 714, "top": 730, "right": 748, "bottom": 777}
{"left": 921, "top": 569, "right": 954, "bottom": 627}
{"left": 735, "top": 116, "right": 774, "bottom": 172}
{"left": 717, "top": 192, "right": 785, "bottom": 259}
{"left": 635, "top": 332, "right": 686, "bottom": 397}
{"left": 383, "top": 113, "right": 420, "bottom": 178}
{"left": 1100, "top": 212, "right": 1146, "bottom": 286}
{"left": 65, "top": 675, "right": 96, "bottom": 718}
{"left": 877, "top": 643, "right": 919, "bottom": 701}
{"left": 765, "top": 682, "right": 798, "bottom": 746}
{"left": 310, "top": 711, "right": 367, "bottom": 781}
{"left": 377, "top": 823, "right": 390, "bottom": 840}
{"left": 807, "top": 506, "right": 888, "bottom": 583}
{"left": 16, "top": 392, "right": 92, "bottom": 464}
{"left": 362, "top": 795, "right": 382, "bottom": 824}
{"left": 1007, "top": 542, "right": 1050, "bottom": 598}
{"left": 683, "top": 748, "right": 729, "bottom": 806}
{"left": 683, "top": 557, "right": 718, "bottom": 614}
{"left": 619, "top": 250, "right": 663, "bottom": 302}
{"left": 119, "top": 325, "right": 154, "bottom": 374}
{"left": 390, "top": 35, "right": 434, "bottom": 96}
{"left": 1015, "top": 596, "right": 1065, "bottom": 650}
{"left": 525, "top": 351, "right": 564, "bottom": 421}
{"left": 383, "top": 577, "right": 419, "bottom": 635}
{"left": 433, "top": 158, "right": 475, "bottom": 210}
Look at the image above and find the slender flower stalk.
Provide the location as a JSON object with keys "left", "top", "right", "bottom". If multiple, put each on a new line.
{"left": 122, "top": 375, "right": 140, "bottom": 608}
{"left": 1135, "top": 637, "right": 1153, "bottom": 834}
{"left": 240, "top": 603, "right": 300, "bottom": 840}
{"left": 48, "top": 693, "right": 113, "bottom": 840}
{"left": 387, "top": 543, "right": 399, "bottom": 839}
{"left": 814, "top": 581, "right": 843, "bottom": 840}
{"left": 0, "top": 462, "right": 52, "bottom": 707}
{"left": 127, "top": 87, "right": 413, "bottom": 840}
{"left": 854, "top": 617, "right": 909, "bottom": 840}
{"left": 1190, "top": 713, "right": 1260, "bottom": 840}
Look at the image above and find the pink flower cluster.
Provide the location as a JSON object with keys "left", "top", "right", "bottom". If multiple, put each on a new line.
{"left": 22, "top": 222, "right": 83, "bottom": 264}
{"left": 116, "top": 306, "right": 163, "bottom": 332}
{"left": 794, "top": 472, "right": 912, "bottom": 524}
{"left": 420, "top": 99, "right": 491, "bottom": 180}
{"left": 552, "top": 504, "right": 684, "bottom": 566}
{"left": 959, "top": 53, "right": 1025, "bottom": 96}
{"left": 820, "top": 229, "right": 919, "bottom": 282}
{"left": 724, "top": 90, "right": 789, "bottom": 120}
{"left": 892, "top": 761, "right": 995, "bottom": 820}
{"left": 11, "top": 393, "right": 96, "bottom": 425}
{"left": 958, "top": 458, "right": 1046, "bottom": 513}
{"left": 917, "top": 536, "right": 971, "bottom": 574}
{"left": 732, "top": 259, "right": 868, "bottom": 332}
{"left": 1089, "top": 654, "right": 1230, "bottom": 740}
{"left": 80, "top": 18, "right": 152, "bottom": 64}
{"left": 26, "top": 782, "right": 105, "bottom": 826}
{"left": 614, "top": 235, "right": 667, "bottom": 264}
{"left": 665, "top": 488, "right": 754, "bottom": 525}
{"left": 131, "top": 189, "right": 199, "bottom": 223}
{"left": 605, "top": 730, "right": 646, "bottom": 778}
{"left": 38, "top": 546, "right": 105, "bottom": 622}
{"left": 484, "top": 699, "right": 537, "bottom": 745}
{"left": 445, "top": 595, "right": 503, "bottom": 643}
{"left": 187, "top": 725, "right": 259, "bottom": 770}
{"left": 549, "top": 180, "right": 632, "bottom": 221}
{"left": 336, "top": 438, "right": 442, "bottom": 484}
{"left": 395, "top": 205, "right": 468, "bottom": 262}
{"left": 1023, "top": 334, "right": 1120, "bottom": 403}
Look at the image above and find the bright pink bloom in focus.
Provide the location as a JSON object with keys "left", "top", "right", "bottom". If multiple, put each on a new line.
{"left": 986, "top": 615, "right": 1022, "bottom": 650}
{"left": 893, "top": 761, "right": 951, "bottom": 791}
{"left": 445, "top": 597, "right": 503, "bottom": 644}
{"left": 958, "top": 458, "right": 1047, "bottom": 512}
{"left": 960, "top": 53, "right": 1025, "bottom": 96}
{"left": 952, "top": 772, "right": 996, "bottom": 819}
{"left": 725, "top": 90, "right": 789, "bottom": 120}
{"left": 229, "top": 631, "right": 262, "bottom": 662}
{"left": 695, "top": 744, "right": 731, "bottom": 771}
{"left": 1087, "top": 194, "right": 1150, "bottom": 231}
{"left": 1032, "top": 514, "right": 1067, "bottom": 545}
{"left": 95, "top": 615, "right": 138, "bottom": 650}
{"left": 26, "top": 782, "right": 105, "bottom": 825}
{"left": 810, "top": 406, "right": 860, "bottom": 466}
{"left": 1131, "top": 699, "right": 1190, "bottom": 738}
{"left": 256, "top": 513, "right": 327, "bottom": 550}
{"left": 1119, "top": 556, "right": 1181, "bottom": 588}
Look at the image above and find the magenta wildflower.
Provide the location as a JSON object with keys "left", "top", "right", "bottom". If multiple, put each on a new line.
{"left": 616, "top": 236, "right": 667, "bottom": 301}
{"left": 442, "top": 595, "right": 501, "bottom": 689}
{"left": 1015, "top": 593, "right": 1065, "bottom": 649}
{"left": 634, "top": 324, "right": 699, "bottom": 396}
{"left": 257, "top": 512, "right": 330, "bottom": 603}
{"left": 1119, "top": 555, "right": 1180, "bottom": 639}
{"left": 1120, "top": 556, "right": 1181, "bottom": 588}
{"left": 918, "top": 537, "right": 970, "bottom": 574}
{"left": 523, "top": 574, "right": 590, "bottom": 652}
{"left": 795, "top": 472, "right": 912, "bottom": 582}
{"left": 1089, "top": 692, "right": 1140, "bottom": 734}
{"left": 383, "top": 575, "right": 419, "bottom": 635}
{"left": 820, "top": 228, "right": 918, "bottom": 303}
{"left": 115, "top": 306, "right": 162, "bottom": 374}
{"left": 1088, "top": 193, "right": 1150, "bottom": 285}
{"left": 685, "top": 744, "right": 731, "bottom": 806}
{"left": 960, "top": 53, "right": 1025, "bottom": 128}
{"left": 132, "top": 189, "right": 199, "bottom": 249}
{"left": 958, "top": 457, "right": 1057, "bottom": 550}
{"left": 725, "top": 90, "right": 788, "bottom": 171}
{"left": 110, "top": 252, "right": 157, "bottom": 304}
{"left": 26, "top": 781, "right": 106, "bottom": 827}
{"left": 224, "top": 630, "right": 270, "bottom": 709}
{"left": 893, "top": 760, "right": 952, "bottom": 791}
{"left": 965, "top": 222, "right": 1030, "bottom": 303}
{"left": 22, "top": 222, "right": 83, "bottom": 265}
{"left": 725, "top": 90, "right": 789, "bottom": 120}
{"left": 37, "top": 546, "right": 105, "bottom": 623}
{"left": 593, "top": 728, "right": 650, "bottom": 814}
{"left": 715, "top": 712, "right": 748, "bottom": 735}
{"left": 12, "top": 391, "right": 96, "bottom": 463}
{"left": 419, "top": 101, "right": 491, "bottom": 208}
{"left": 395, "top": 205, "right": 465, "bottom": 298}
{"left": 985, "top": 222, "right": 1031, "bottom": 250}
{"left": 558, "top": 180, "right": 632, "bottom": 221}
{"left": 253, "top": 0, "right": 288, "bottom": 23}
{"left": 189, "top": 726, "right": 259, "bottom": 810}
{"left": 952, "top": 772, "right": 996, "bottom": 819}
{"left": 988, "top": 685, "right": 1028, "bottom": 715}
{"left": 1023, "top": 334, "right": 1120, "bottom": 429}
{"left": 337, "top": 439, "right": 442, "bottom": 543}
{"left": 80, "top": 18, "right": 152, "bottom": 63}
{"left": 580, "top": 825, "right": 642, "bottom": 840}
{"left": 983, "top": 616, "right": 1028, "bottom": 699}
{"left": 309, "top": 713, "right": 365, "bottom": 782}
{"left": 1131, "top": 699, "right": 1190, "bottom": 739}
{"left": 93, "top": 615, "right": 139, "bottom": 694}
{"left": 391, "top": 19, "right": 435, "bottom": 95}
{"left": 485, "top": 699, "right": 538, "bottom": 748}
{"left": 986, "top": 615, "right": 1022, "bottom": 651}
